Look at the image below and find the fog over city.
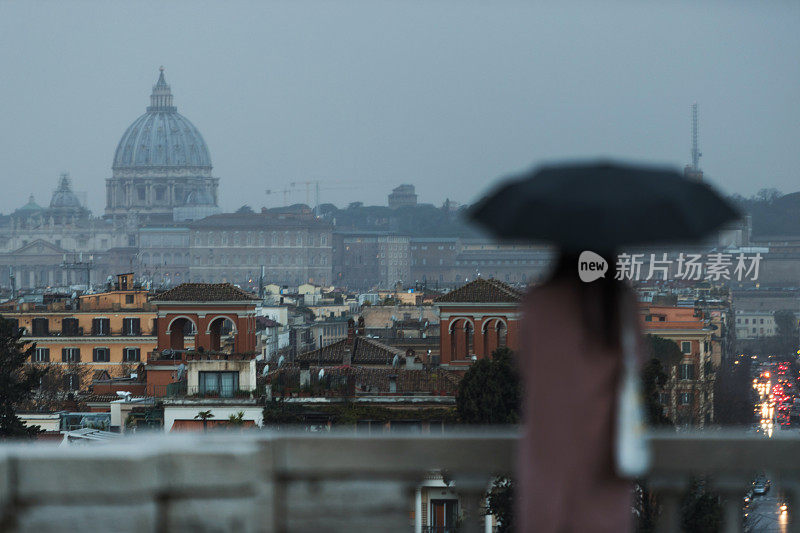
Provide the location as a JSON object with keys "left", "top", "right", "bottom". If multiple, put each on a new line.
{"left": 1, "top": 1, "right": 798, "bottom": 213}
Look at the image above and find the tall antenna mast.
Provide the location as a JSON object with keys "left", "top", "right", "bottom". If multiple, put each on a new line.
{"left": 691, "top": 102, "right": 701, "bottom": 172}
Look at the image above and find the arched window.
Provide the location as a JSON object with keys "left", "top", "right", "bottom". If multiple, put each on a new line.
{"left": 497, "top": 321, "right": 507, "bottom": 348}
{"left": 465, "top": 322, "right": 473, "bottom": 358}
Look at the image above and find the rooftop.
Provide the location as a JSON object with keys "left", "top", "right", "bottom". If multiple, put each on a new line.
{"left": 434, "top": 278, "right": 524, "bottom": 304}
{"left": 151, "top": 283, "right": 258, "bottom": 302}
{"left": 294, "top": 336, "right": 403, "bottom": 366}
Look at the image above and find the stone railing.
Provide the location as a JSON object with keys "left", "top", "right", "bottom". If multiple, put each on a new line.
{"left": 0, "top": 430, "right": 798, "bottom": 532}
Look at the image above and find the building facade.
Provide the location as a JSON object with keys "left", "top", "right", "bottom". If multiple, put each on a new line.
{"left": 640, "top": 305, "right": 716, "bottom": 427}
{"left": 388, "top": 184, "right": 418, "bottom": 209}
{"left": 0, "top": 174, "right": 128, "bottom": 290}
{"left": 410, "top": 237, "right": 551, "bottom": 288}
{"left": 333, "top": 231, "right": 411, "bottom": 289}
{"left": 8, "top": 274, "right": 156, "bottom": 388}
{"left": 433, "top": 278, "right": 522, "bottom": 366}
{"left": 186, "top": 211, "right": 333, "bottom": 287}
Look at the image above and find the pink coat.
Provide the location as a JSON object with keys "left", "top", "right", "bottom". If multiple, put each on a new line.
{"left": 517, "top": 279, "right": 634, "bottom": 532}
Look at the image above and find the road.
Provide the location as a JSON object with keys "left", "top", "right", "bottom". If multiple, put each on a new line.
{"left": 744, "top": 360, "right": 793, "bottom": 532}
{"left": 744, "top": 493, "right": 788, "bottom": 532}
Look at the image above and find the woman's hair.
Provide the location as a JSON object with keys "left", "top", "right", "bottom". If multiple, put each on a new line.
{"left": 549, "top": 250, "right": 622, "bottom": 349}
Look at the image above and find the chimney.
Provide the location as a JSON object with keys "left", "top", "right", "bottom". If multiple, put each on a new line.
{"left": 346, "top": 318, "right": 355, "bottom": 346}
{"left": 356, "top": 316, "right": 365, "bottom": 336}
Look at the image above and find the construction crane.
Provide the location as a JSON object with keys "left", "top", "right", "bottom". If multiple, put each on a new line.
{"left": 290, "top": 181, "right": 320, "bottom": 210}
{"left": 264, "top": 187, "right": 294, "bottom": 207}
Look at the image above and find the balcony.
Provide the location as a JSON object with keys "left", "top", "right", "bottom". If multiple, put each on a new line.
{"left": 0, "top": 431, "right": 797, "bottom": 532}
{"left": 149, "top": 382, "right": 255, "bottom": 399}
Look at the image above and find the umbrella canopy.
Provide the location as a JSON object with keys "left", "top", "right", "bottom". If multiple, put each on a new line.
{"left": 469, "top": 161, "right": 740, "bottom": 251}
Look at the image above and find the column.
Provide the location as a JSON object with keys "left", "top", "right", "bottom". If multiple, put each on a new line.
{"left": 414, "top": 488, "right": 422, "bottom": 533}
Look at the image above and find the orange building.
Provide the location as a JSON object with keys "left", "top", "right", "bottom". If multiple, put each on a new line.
{"left": 433, "top": 278, "right": 522, "bottom": 366}
{"left": 5, "top": 274, "right": 156, "bottom": 389}
{"left": 640, "top": 305, "right": 715, "bottom": 426}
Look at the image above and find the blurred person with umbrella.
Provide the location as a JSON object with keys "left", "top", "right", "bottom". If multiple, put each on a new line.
{"left": 470, "top": 161, "right": 738, "bottom": 532}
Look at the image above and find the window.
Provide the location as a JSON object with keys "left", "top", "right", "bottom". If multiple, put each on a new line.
{"left": 125, "top": 294, "right": 134, "bottom": 304}
{"left": 430, "top": 500, "right": 458, "bottom": 531}
{"left": 32, "top": 318, "right": 49, "bottom": 336}
{"left": 64, "top": 373, "right": 80, "bottom": 391}
{"left": 760, "top": 318, "right": 764, "bottom": 324}
{"left": 679, "top": 392, "right": 692, "bottom": 406}
{"left": 658, "top": 392, "right": 669, "bottom": 405}
{"left": 681, "top": 341, "right": 691, "bottom": 354}
{"left": 199, "top": 371, "right": 239, "bottom": 397}
{"left": 33, "top": 347, "right": 50, "bottom": 362}
{"left": 93, "top": 348, "right": 110, "bottom": 362}
{"left": 137, "top": 187, "right": 146, "bottom": 201}
{"left": 61, "top": 317, "right": 79, "bottom": 336}
{"left": 745, "top": 318, "right": 749, "bottom": 324}
{"left": 680, "top": 363, "right": 695, "bottom": 380}
{"left": 155, "top": 187, "right": 165, "bottom": 201}
{"left": 92, "top": 318, "right": 110, "bottom": 336}
{"left": 61, "top": 347, "right": 80, "bottom": 362}
{"left": 123, "top": 348, "right": 140, "bottom": 362}
{"left": 123, "top": 318, "right": 141, "bottom": 336}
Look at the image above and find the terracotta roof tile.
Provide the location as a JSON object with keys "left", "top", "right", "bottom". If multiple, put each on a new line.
{"left": 294, "top": 336, "right": 403, "bottom": 366}
{"left": 434, "top": 278, "right": 523, "bottom": 304}
{"left": 262, "top": 365, "right": 464, "bottom": 395}
{"left": 151, "top": 283, "right": 258, "bottom": 302}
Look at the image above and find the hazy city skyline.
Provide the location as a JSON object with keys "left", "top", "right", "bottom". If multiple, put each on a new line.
{"left": 1, "top": 1, "right": 798, "bottom": 214}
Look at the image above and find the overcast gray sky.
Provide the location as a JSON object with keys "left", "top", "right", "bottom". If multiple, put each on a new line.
{"left": 0, "top": 1, "right": 798, "bottom": 214}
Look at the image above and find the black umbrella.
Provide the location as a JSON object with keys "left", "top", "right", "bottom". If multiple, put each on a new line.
{"left": 469, "top": 161, "right": 740, "bottom": 251}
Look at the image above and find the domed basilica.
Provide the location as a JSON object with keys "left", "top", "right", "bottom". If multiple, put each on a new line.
{"left": 1, "top": 68, "right": 334, "bottom": 291}
{"left": 105, "top": 68, "right": 219, "bottom": 223}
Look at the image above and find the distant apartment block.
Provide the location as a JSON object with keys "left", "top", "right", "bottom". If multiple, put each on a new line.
{"left": 5, "top": 273, "right": 157, "bottom": 388}
{"left": 333, "top": 231, "right": 411, "bottom": 289}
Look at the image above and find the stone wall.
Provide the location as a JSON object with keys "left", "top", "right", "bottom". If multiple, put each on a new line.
{"left": 0, "top": 432, "right": 515, "bottom": 533}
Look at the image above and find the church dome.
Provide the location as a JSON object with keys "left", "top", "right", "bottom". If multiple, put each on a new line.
{"left": 17, "top": 194, "right": 43, "bottom": 212}
{"left": 112, "top": 68, "right": 212, "bottom": 173}
{"left": 50, "top": 173, "right": 83, "bottom": 209}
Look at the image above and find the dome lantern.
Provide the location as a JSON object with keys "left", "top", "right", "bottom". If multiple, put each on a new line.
{"left": 147, "top": 66, "right": 176, "bottom": 113}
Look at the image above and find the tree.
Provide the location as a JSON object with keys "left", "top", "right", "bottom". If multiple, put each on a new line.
{"left": 0, "top": 316, "right": 48, "bottom": 438}
{"left": 227, "top": 411, "right": 246, "bottom": 430}
{"left": 456, "top": 347, "right": 520, "bottom": 425}
{"left": 25, "top": 361, "right": 90, "bottom": 412}
{"left": 236, "top": 205, "right": 254, "bottom": 214}
{"left": 641, "top": 358, "right": 671, "bottom": 426}
{"left": 456, "top": 347, "right": 520, "bottom": 531}
{"left": 713, "top": 356, "right": 753, "bottom": 426}
{"left": 486, "top": 477, "right": 515, "bottom": 533}
{"left": 194, "top": 410, "right": 214, "bottom": 431}
{"left": 754, "top": 188, "right": 782, "bottom": 203}
{"left": 681, "top": 479, "right": 722, "bottom": 532}
{"left": 644, "top": 334, "right": 683, "bottom": 369}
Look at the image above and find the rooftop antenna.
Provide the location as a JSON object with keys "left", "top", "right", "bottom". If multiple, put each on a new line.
{"left": 684, "top": 103, "right": 704, "bottom": 181}
{"left": 691, "top": 102, "right": 701, "bottom": 172}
